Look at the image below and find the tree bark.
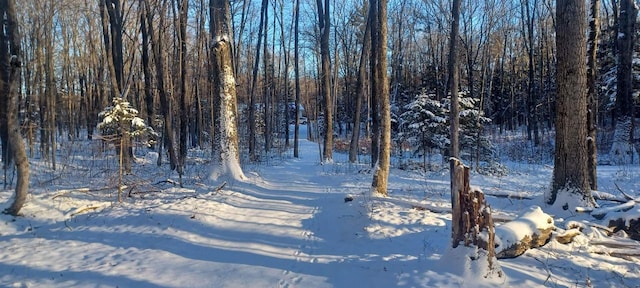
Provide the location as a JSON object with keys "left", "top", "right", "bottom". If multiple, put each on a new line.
{"left": 294, "top": 0, "right": 301, "bottom": 158}
{"left": 247, "top": 0, "right": 268, "bottom": 161}
{"left": 587, "top": 0, "right": 600, "bottom": 190}
{"left": 177, "top": 0, "right": 189, "bottom": 183}
{"left": 1, "top": 0, "right": 30, "bottom": 216}
{"left": 550, "top": 0, "right": 594, "bottom": 208}
{"left": 317, "top": 0, "right": 333, "bottom": 163}
{"left": 610, "top": 0, "right": 637, "bottom": 164}
{"left": 447, "top": 0, "right": 461, "bottom": 160}
{"left": 450, "top": 159, "right": 497, "bottom": 263}
{"left": 371, "top": 0, "right": 390, "bottom": 196}
{"left": 349, "top": 6, "right": 371, "bottom": 163}
{"left": 140, "top": 0, "right": 154, "bottom": 145}
{"left": 210, "top": 0, "right": 245, "bottom": 180}
{"left": 144, "top": 0, "right": 178, "bottom": 170}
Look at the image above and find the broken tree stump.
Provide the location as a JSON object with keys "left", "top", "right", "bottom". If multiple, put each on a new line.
{"left": 450, "top": 158, "right": 502, "bottom": 278}
{"left": 450, "top": 158, "right": 496, "bottom": 253}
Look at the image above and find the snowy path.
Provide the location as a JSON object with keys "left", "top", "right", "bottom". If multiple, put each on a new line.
{"left": 0, "top": 137, "right": 435, "bottom": 287}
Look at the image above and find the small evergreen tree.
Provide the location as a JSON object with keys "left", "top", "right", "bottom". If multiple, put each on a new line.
{"left": 399, "top": 91, "right": 494, "bottom": 168}
{"left": 457, "top": 95, "right": 494, "bottom": 165}
{"left": 399, "top": 92, "right": 448, "bottom": 166}
{"left": 98, "top": 97, "right": 156, "bottom": 202}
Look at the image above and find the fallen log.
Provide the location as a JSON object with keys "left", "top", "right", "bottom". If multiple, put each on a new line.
{"left": 494, "top": 206, "right": 555, "bottom": 259}
{"left": 607, "top": 212, "right": 640, "bottom": 241}
{"left": 591, "top": 201, "right": 636, "bottom": 219}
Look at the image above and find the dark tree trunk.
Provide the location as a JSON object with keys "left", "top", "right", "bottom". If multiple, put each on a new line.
{"left": 294, "top": 0, "right": 301, "bottom": 158}
{"left": 550, "top": 0, "right": 595, "bottom": 208}
{"left": 448, "top": 0, "right": 461, "bottom": 159}
{"left": 177, "top": 0, "right": 189, "bottom": 184}
{"left": 144, "top": 0, "right": 178, "bottom": 170}
{"left": 140, "top": 0, "right": 154, "bottom": 145}
{"left": 349, "top": 8, "right": 372, "bottom": 163}
{"left": 587, "top": 0, "right": 600, "bottom": 190}
{"left": 369, "top": 2, "right": 379, "bottom": 167}
{"left": 317, "top": 0, "right": 333, "bottom": 162}
{"left": 248, "top": 0, "right": 268, "bottom": 161}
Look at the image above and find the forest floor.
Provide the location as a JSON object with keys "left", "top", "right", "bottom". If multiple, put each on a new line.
{"left": 1, "top": 126, "right": 639, "bottom": 287}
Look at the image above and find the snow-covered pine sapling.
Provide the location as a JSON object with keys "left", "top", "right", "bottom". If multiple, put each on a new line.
{"left": 98, "top": 97, "right": 157, "bottom": 202}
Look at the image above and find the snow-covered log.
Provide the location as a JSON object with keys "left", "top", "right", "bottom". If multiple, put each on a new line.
{"left": 591, "top": 201, "right": 636, "bottom": 219}
{"left": 495, "top": 206, "right": 554, "bottom": 259}
{"left": 606, "top": 207, "right": 640, "bottom": 241}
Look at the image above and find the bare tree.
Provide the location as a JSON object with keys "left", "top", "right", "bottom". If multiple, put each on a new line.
{"left": 349, "top": 4, "right": 371, "bottom": 163}
{"left": 143, "top": 0, "right": 179, "bottom": 170}
{"left": 294, "top": 0, "right": 301, "bottom": 158}
{"left": 316, "top": 0, "right": 333, "bottom": 162}
{"left": 210, "top": 0, "right": 245, "bottom": 180}
{"left": 247, "top": 0, "right": 268, "bottom": 161}
{"left": 609, "top": 0, "right": 638, "bottom": 164}
{"left": 448, "top": 0, "right": 462, "bottom": 160}
{"left": 1, "top": 0, "right": 30, "bottom": 216}
{"left": 549, "top": 0, "right": 595, "bottom": 208}
{"left": 176, "top": 0, "right": 189, "bottom": 184}
{"left": 587, "top": 0, "right": 600, "bottom": 190}
{"left": 370, "top": 0, "right": 390, "bottom": 196}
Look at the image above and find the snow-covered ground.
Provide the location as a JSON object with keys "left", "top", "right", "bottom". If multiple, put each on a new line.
{"left": 1, "top": 125, "right": 639, "bottom": 287}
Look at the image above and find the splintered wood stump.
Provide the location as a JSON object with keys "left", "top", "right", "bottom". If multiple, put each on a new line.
{"left": 450, "top": 158, "right": 496, "bottom": 259}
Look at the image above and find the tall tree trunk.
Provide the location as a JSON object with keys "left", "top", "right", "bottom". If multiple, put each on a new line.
{"left": 550, "top": 0, "right": 595, "bottom": 208}
{"left": 140, "top": 0, "right": 154, "bottom": 145}
{"left": 1, "top": 0, "right": 30, "bottom": 216}
{"left": 210, "top": 0, "right": 245, "bottom": 180}
{"left": 369, "top": 1, "right": 379, "bottom": 167}
{"left": 100, "top": 0, "right": 130, "bottom": 173}
{"left": 248, "top": 0, "right": 268, "bottom": 161}
{"left": 610, "top": 0, "right": 637, "bottom": 164}
{"left": 144, "top": 0, "right": 178, "bottom": 170}
{"left": 370, "top": 0, "right": 390, "bottom": 196}
{"left": 294, "top": 0, "right": 301, "bottom": 158}
{"left": 316, "top": 0, "right": 333, "bottom": 162}
{"left": 349, "top": 7, "right": 372, "bottom": 163}
{"left": 587, "top": 0, "right": 600, "bottom": 190}
{"left": 177, "top": 0, "right": 189, "bottom": 184}
{"left": 448, "top": 0, "right": 461, "bottom": 160}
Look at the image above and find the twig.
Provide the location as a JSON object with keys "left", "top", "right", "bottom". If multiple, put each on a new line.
{"left": 483, "top": 191, "right": 533, "bottom": 200}
{"left": 128, "top": 189, "right": 162, "bottom": 196}
{"left": 614, "top": 182, "right": 639, "bottom": 201}
{"left": 530, "top": 255, "right": 553, "bottom": 285}
{"left": 70, "top": 206, "right": 102, "bottom": 217}
{"left": 52, "top": 188, "right": 93, "bottom": 200}
{"left": 592, "top": 190, "right": 628, "bottom": 203}
{"left": 216, "top": 181, "right": 227, "bottom": 192}
{"left": 154, "top": 179, "right": 179, "bottom": 186}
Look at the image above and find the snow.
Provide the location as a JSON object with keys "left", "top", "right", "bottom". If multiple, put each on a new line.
{"left": 494, "top": 206, "right": 553, "bottom": 254}
{"left": 1, "top": 124, "right": 639, "bottom": 287}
